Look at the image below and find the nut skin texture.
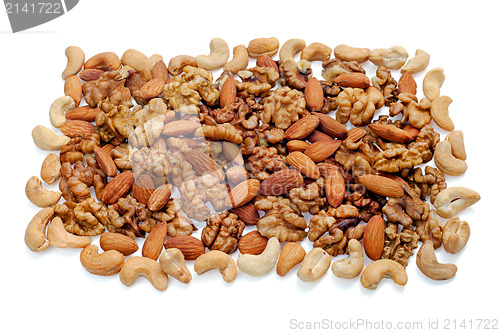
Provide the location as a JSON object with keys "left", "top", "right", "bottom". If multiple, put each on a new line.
{"left": 101, "top": 171, "right": 135, "bottom": 205}
{"left": 194, "top": 250, "right": 237, "bottom": 282}
{"left": 297, "top": 248, "right": 331, "bottom": 282}
{"left": 47, "top": 217, "right": 91, "bottom": 248}
{"left": 25, "top": 207, "right": 54, "bottom": 252}
{"left": 398, "top": 71, "right": 417, "bottom": 95}
{"left": 159, "top": 248, "right": 192, "bottom": 284}
{"left": 442, "top": 217, "right": 470, "bottom": 254}
{"left": 238, "top": 230, "right": 269, "bottom": 255}
{"left": 356, "top": 174, "right": 404, "bottom": 198}
{"left": 304, "top": 140, "right": 341, "bottom": 163}
{"left": 220, "top": 75, "right": 237, "bottom": 108}
{"left": 331, "top": 239, "right": 364, "bottom": 279}
{"left": 64, "top": 75, "right": 82, "bottom": 107}
{"left": 80, "top": 245, "right": 125, "bottom": 276}
{"left": 416, "top": 241, "right": 457, "bottom": 280}
{"left": 333, "top": 73, "right": 370, "bottom": 89}
{"left": 225, "top": 179, "right": 261, "bottom": 208}
{"left": 325, "top": 169, "right": 345, "bottom": 208}
{"left": 363, "top": 215, "right": 385, "bottom": 261}
{"left": 25, "top": 176, "right": 61, "bottom": 208}
{"left": 99, "top": 232, "right": 139, "bottom": 256}
{"left": 142, "top": 221, "right": 168, "bottom": 260}
{"left": 368, "top": 123, "right": 414, "bottom": 143}
{"left": 147, "top": 184, "right": 172, "bottom": 212}
{"left": 276, "top": 242, "right": 306, "bottom": 277}
{"left": 164, "top": 235, "right": 206, "bottom": 260}
{"left": 260, "top": 169, "right": 303, "bottom": 196}
{"left": 304, "top": 77, "right": 324, "bottom": 111}
{"left": 230, "top": 202, "right": 260, "bottom": 225}
{"left": 360, "top": 259, "right": 408, "bottom": 290}
{"left": 285, "top": 151, "right": 320, "bottom": 180}
{"left": 237, "top": 237, "right": 280, "bottom": 276}
{"left": 284, "top": 115, "right": 320, "bottom": 140}
{"left": 94, "top": 146, "right": 117, "bottom": 177}
{"left": 312, "top": 112, "right": 348, "bottom": 139}
{"left": 120, "top": 256, "right": 169, "bottom": 291}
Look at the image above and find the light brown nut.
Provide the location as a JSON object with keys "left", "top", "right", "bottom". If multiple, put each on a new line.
{"left": 64, "top": 75, "right": 82, "bottom": 107}
{"left": 99, "top": 232, "right": 139, "bottom": 256}
{"left": 423, "top": 67, "right": 445, "bottom": 101}
{"left": 304, "top": 140, "right": 341, "bottom": 162}
{"left": 285, "top": 151, "right": 320, "bottom": 180}
{"left": 147, "top": 184, "right": 172, "bottom": 212}
{"left": 401, "top": 49, "right": 430, "bottom": 74}
{"left": 62, "top": 46, "right": 85, "bottom": 80}
{"left": 220, "top": 75, "right": 237, "bottom": 108}
{"left": 363, "top": 215, "right": 385, "bottom": 261}
{"left": 121, "top": 49, "right": 163, "bottom": 72}
{"left": 159, "top": 248, "right": 192, "bottom": 284}
{"left": 138, "top": 77, "right": 164, "bottom": 100}
{"left": 287, "top": 140, "right": 310, "bottom": 152}
{"left": 142, "top": 221, "right": 168, "bottom": 260}
{"left": 84, "top": 52, "right": 121, "bottom": 71}
{"left": 442, "top": 217, "right": 470, "bottom": 254}
{"left": 446, "top": 130, "right": 466, "bottom": 161}
{"left": 433, "top": 187, "right": 480, "bottom": 218}
{"left": 256, "top": 55, "right": 279, "bottom": 72}
{"left": 356, "top": 174, "right": 404, "bottom": 198}
{"left": 247, "top": 37, "right": 280, "bottom": 58}
{"left": 196, "top": 38, "right": 230, "bottom": 70}
{"left": 230, "top": 202, "right": 260, "bottom": 225}
{"left": 260, "top": 169, "right": 303, "bottom": 196}
{"left": 194, "top": 250, "right": 237, "bottom": 282}
{"left": 162, "top": 120, "right": 201, "bottom": 136}
{"left": 120, "top": 256, "right": 169, "bottom": 291}
{"left": 279, "top": 38, "right": 306, "bottom": 63}
{"left": 226, "top": 166, "right": 248, "bottom": 184}
{"left": 284, "top": 115, "right": 320, "bottom": 140}
{"left": 79, "top": 68, "right": 104, "bottom": 81}
{"left": 47, "top": 217, "right": 91, "bottom": 248}
{"left": 238, "top": 230, "right": 269, "bottom": 255}
{"left": 304, "top": 77, "right": 324, "bottom": 111}
{"left": 312, "top": 112, "right": 348, "bottom": 139}
{"left": 360, "top": 259, "right": 408, "bottom": 290}
{"left": 333, "top": 72, "right": 370, "bottom": 89}
{"left": 416, "top": 241, "right": 457, "bottom": 280}
{"left": 65, "top": 106, "right": 101, "bottom": 122}
{"left": 325, "top": 167, "right": 345, "bottom": 208}
{"left": 224, "top": 45, "right": 249, "bottom": 74}
{"left": 164, "top": 235, "right": 206, "bottom": 260}
{"left": 430, "top": 96, "right": 454, "bottom": 131}
{"left": 49, "top": 96, "right": 75, "bottom": 128}
{"left": 131, "top": 174, "right": 155, "bottom": 205}
{"left": 369, "top": 46, "right": 408, "bottom": 69}
{"left": 398, "top": 71, "right": 417, "bottom": 95}
{"left": 25, "top": 207, "right": 54, "bottom": 252}
{"left": 237, "top": 237, "right": 280, "bottom": 276}
{"left": 225, "top": 179, "right": 260, "bottom": 208}
{"left": 167, "top": 55, "right": 197, "bottom": 76}
{"left": 276, "top": 242, "right": 306, "bottom": 277}
{"left": 434, "top": 140, "right": 467, "bottom": 176}
{"left": 59, "top": 120, "right": 96, "bottom": 137}
{"left": 334, "top": 44, "right": 370, "bottom": 63}
{"left": 194, "top": 124, "right": 243, "bottom": 144}
{"left": 100, "top": 171, "right": 135, "bottom": 204}
{"left": 223, "top": 141, "right": 244, "bottom": 165}
{"left": 331, "top": 239, "right": 364, "bottom": 279}
{"left": 94, "top": 146, "right": 117, "bottom": 177}
{"left": 368, "top": 123, "right": 414, "bottom": 143}
{"left": 301, "top": 42, "right": 332, "bottom": 62}
{"left": 151, "top": 60, "right": 170, "bottom": 83}
{"left": 297, "top": 248, "right": 331, "bottom": 282}
{"left": 40, "top": 153, "right": 61, "bottom": 185}
{"left": 25, "top": 176, "right": 61, "bottom": 208}
{"left": 32, "top": 125, "right": 71, "bottom": 151}
{"left": 80, "top": 244, "right": 125, "bottom": 276}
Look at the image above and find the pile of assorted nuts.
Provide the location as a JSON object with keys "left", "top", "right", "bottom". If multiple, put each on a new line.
{"left": 25, "top": 38, "right": 480, "bottom": 290}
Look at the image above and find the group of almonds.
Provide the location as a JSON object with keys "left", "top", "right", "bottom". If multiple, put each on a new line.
{"left": 25, "top": 38, "right": 480, "bottom": 290}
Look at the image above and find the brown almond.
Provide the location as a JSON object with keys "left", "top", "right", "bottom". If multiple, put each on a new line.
{"left": 312, "top": 112, "right": 348, "bottom": 139}
{"left": 276, "top": 242, "right": 306, "bottom": 276}
{"left": 368, "top": 123, "right": 414, "bottom": 143}
{"left": 284, "top": 115, "right": 320, "bottom": 140}
{"left": 220, "top": 75, "right": 237, "bottom": 108}
{"left": 286, "top": 140, "right": 310, "bottom": 152}
{"left": 304, "top": 77, "right": 324, "bottom": 111}
{"left": 363, "top": 215, "right": 385, "bottom": 261}
{"left": 94, "top": 146, "right": 118, "bottom": 177}
{"left": 164, "top": 235, "right": 205, "bottom": 260}
{"left": 230, "top": 202, "right": 260, "bottom": 225}
{"left": 285, "top": 151, "right": 320, "bottom": 179}
{"left": 184, "top": 150, "right": 220, "bottom": 176}
{"left": 151, "top": 60, "right": 170, "bottom": 84}
{"left": 131, "top": 174, "right": 155, "bottom": 205}
{"left": 238, "top": 231, "right": 269, "bottom": 255}
{"left": 99, "top": 232, "right": 139, "bottom": 256}
{"left": 142, "top": 221, "right": 168, "bottom": 260}
{"left": 260, "top": 169, "right": 304, "bottom": 196}
{"left": 398, "top": 71, "right": 417, "bottom": 95}
{"left": 147, "top": 184, "right": 172, "bottom": 211}
{"left": 304, "top": 140, "right": 341, "bottom": 162}
{"left": 101, "top": 171, "right": 135, "bottom": 204}
{"left": 256, "top": 55, "right": 279, "bottom": 72}
{"left": 225, "top": 179, "right": 261, "bottom": 208}
{"left": 139, "top": 77, "right": 164, "bottom": 100}
{"left": 306, "top": 130, "right": 334, "bottom": 143}
{"left": 325, "top": 168, "right": 345, "bottom": 208}
{"left": 64, "top": 75, "right": 82, "bottom": 107}
{"left": 333, "top": 72, "right": 371, "bottom": 88}
{"left": 65, "top": 106, "right": 101, "bottom": 122}
{"left": 60, "top": 120, "right": 96, "bottom": 137}
{"left": 79, "top": 68, "right": 104, "bottom": 81}
{"left": 345, "top": 127, "right": 367, "bottom": 143}
{"left": 223, "top": 141, "right": 244, "bottom": 165}
{"left": 357, "top": 174, "right": 404, "bottom": 198}
{"left": 162, "top": 120, "right": 201, "bottom": 136}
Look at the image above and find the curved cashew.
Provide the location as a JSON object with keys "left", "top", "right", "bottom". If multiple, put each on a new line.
{"left": 32, "top": 125, "right": 71, "bottom": 151}
{"left": 334, "top": 44, "right": 370, "bottom": 63}
{"left": 121, "top": 49, "right": 163, "bottom": 72}
{"left": 369, "top": 46, "right": 409, "bottom": 69}
{"left": 433, "top": 187, "right": 480, "bottom": 218}
{"left": 25, "top": 207, "right": 54, "bottom": 252}
{"left": 301, "top": 42, "right": 332, "bottom": 62}
{"left": 401, "top": 49, "right": 430, "bottom": 74}
{"left": 194, "top": 250, "right": 237, "bottom": 282}
{"left": 84, "top": 52, "right": 121, "bottom": 71}
{"left": 120, "top": 256, "right": 169, "bottom": 291}
{"left": 297, "top": 248, "right": 331, "bottom": 282}
{"left": 279, "top": 38, "right": 306, "bottom": 63}
{"left": 247, "top": 37, "right": 280, "bottom": 58}
{"left": 40, "top": 153, "right": 61, "bottom": 185}
{"left": 360, "top": 259, "right": 408, "bottom": 290}
{"left": 237, "top": 237, "right": 280, "bottom": 276}
{"left": 159, "top": 248, "right": 192, "bottom": 284}
{"left": 442, "top": 217, "right": 470, "bottom": 254}
{"left": 49, "top": 96, "right": 75, "bottom": 128}
{"left": 195, "top": 38, "right": 230, "bottom": 71}
{"left": 25, "top": 176, "right": 61, "bottom": 208}
{"left": 423, "top": 67, "right": 445, "bottom": 101}
{"left": 446, "top": 130, "right": 466, "bottom": 160}
{"left": 47, "top": 217, "right": 91, "bottom": 248}
{"left": 276, "top": 242, "right": 306, "bottom": 276}
{"left": 416, "top": 241, "right": 457, "bottom": 280}
{"left": 430, "top": 96, "right": 454, "bottom": 131}
{"left": 331, "top": 239, "right": 364, "bottom": 279}
{"left": 167, "top": 55, "right": 197, "bottom": 76}
{"left": 80, "top": 245, "right": 125, "bottom": 276}
{"left": 434, "top": 141, "right": 467, "bottom": 176}
{"left": 223, "top": 45, "right": 249, "bottom": 74}
{"left": 62, "top": 46, "right": 85, "bottom": 80}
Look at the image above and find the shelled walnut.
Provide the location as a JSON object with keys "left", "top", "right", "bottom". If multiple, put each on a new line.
{"left": 201, "top": 211, "right": 245, "bottom": 254}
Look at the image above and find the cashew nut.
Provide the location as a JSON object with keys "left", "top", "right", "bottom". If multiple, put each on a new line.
{"left": 195, "top": 38, "right": 230, "bottom": 71}
{"left": 120, "top": 256, "right": 169, "bottom": 291}
{"left": 159, "top": 248, "right": 192, "bottom": 284}
{"left": 167, "top": 55, "right": 197, "bottom": 76}
{"left": 360, "top": 259, "right": 408, "bottom": 290}
{"left": 32, "top": 125, "right": 71, "bottom": 151}
{"left": 416, "top": 241, "right": 457, "bottom": 280}
{"left": 47, "top": 217, "right": 91, "bottom": 248}
{"left": 121, "top": 49, "right": 163, "bottom": 72}
{"left": 279, "top": 38, "right": 306, "bottom": 63}
{"left": 25, "top": 176, "right": 61, "bottom": 208}
{"left": 446, "top": 130, "right": 467, "bottom": 160}
{"left": 333, "top": 44, "right": 370, "bottom": 63}
{"left": 433, "top": 187, "right": 480, "bottom": 218}
{"left": 194, "top": 250, "right": 237, "bottom": 282}
{"left": 301, "top": 42, "right": 332, "bottom": 62}
{"left": 62, "top": 46, "right": 85, "bottom": 80}
{"left": 40, "top": 153, "right": 61, "bottom": 185}
{"left": 237, "top": 237, "right": 280, "bottom": 276}
{"left": 331, "top": 239, "right": 364, "bottom": 279}
{"left": 401, "top": 49, "right": 430, "bottom": 74}
{"left": 247, "top": 37, "right": 280, "bottom": 58}
{"left": 24, "top": 207, "right": 54, "bottom": 252}
{"left": 430, "top": 95, "right": 454, "bottom": 131}
{"left": 223, "top": 45, "right": 249, "bottom": 74}
{"left": 80, "top": 245, "right": 125, "bottom": 276}
{"left": 369, "top": 46, "right": 409, "bottom": 69}
{"left": 84, "top": 52, "right": 121, "bottom": 71}
{"left": 297, "top": 248, "right": 331, "bottom": 282}
{"left": 442, "top": 217, "right": 470, "bottom": 254}
{"left": 49, "top": 96, "right": 75, "bottom": 128}
{"left": 434, "top": 141, "right": 467, "bottom": 176}
{"left": 423, "top": 67, "right": 445, "bottom": 101}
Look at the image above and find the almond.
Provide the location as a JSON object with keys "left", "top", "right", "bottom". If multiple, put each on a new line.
{"left": 131, "top": 174, "right": 155, "bottom": 205}
{"left": 65, "top": 106, "right": 101, "bottom": 122}
{"left": 64, "top": 75, "right": 82, "bottom": 107}
{"left": 325, "top": 168, "right": 345, "bottom": 208}
{"left": 304, "top": 77, "right": 324, "bottom": 111}
{"left": 230, "top": 202, "right": 260, "bottom": 225}
{"left": 403, "top": 124, "right": 420, "bottom": 140}
{"left": 220, "top": 75, "right": 237, "bottom": 108}
{"left": 284, "top": 115, "right": 320, "bottom": 140}
{"left": 162, "top": 120, "right": 201, "bottom": 136}
{"left": 139, "top": 77, "right": 164, "bottom": 100}
{"left": 147, "top": 184, "right": 172, "bottom": 211}
{"left": 312, "top": 112, "right": 348, "bottom": 139}
{"left": 79, "top": 68, "right": 104, "bottom": 81}
{"left": 184, "top": 149, "right": 220, "bottom": 176}
{"left": 306, "top": 130, "right": 334, "bottom": 143}
{"left": 225, "top": 179, "right": 261, "bottom": 208}
{"left": 368, "top": 123, "right": 414, "bottom": 143}
{"left": 256, "top": 55, "right": 279, "bottom": 72}
{"left": 398, "top": 71, "right": 417, "bottom": 94}
{"left": 345, "top": 127, "right": 367, "bottom": 142}
{"left": 333, "top": 72, "right": 371, "bottom": 88}
{"left": 286, "top": 140, "right": 310, "bottom": 152}
{"left": 142, "top": 221, "right": 168, "bottom": 260}
{"left": 99, "top": 232, "right": 138, "bottom": 256}
{"left": 276, "top": 242, "right": 306, "bottom": 276}
{"left": 60, "top": 120, "right": 96, "bottom": 137}
{"left": 151, "top": 60, "right": 170, "bottom": 84}
{"left": 285, "top": 151, "right": 320, "bottom": 179}
{"left": 94, "top": 145, "right": 118, "bottom": 177}
{"left": 304, "top": 140, "right": 341, "bottom": 162}
{"left": 164, "top": 235, "right": 205, "bottom": 260}
{"left": 357, "top": 173, "right": 404, "bottom": 198}
{"left": 223, "top": 141, "right": 244, "bottom": 165}
{"left": 238, "top": 230, "right": 269, "bottom": 255}
{"left": 260, "top": 169, "right": 303, "bottom": 196}
{"left": 363, "top": 215, "right": 385, "bottom": 261}
{"left": 101, "top": 171, "right": 135, "bottom": 204}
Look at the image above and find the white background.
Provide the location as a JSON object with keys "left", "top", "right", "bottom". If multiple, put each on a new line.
{"left": 1, "top": 1, "right": 499, "bottom": 332}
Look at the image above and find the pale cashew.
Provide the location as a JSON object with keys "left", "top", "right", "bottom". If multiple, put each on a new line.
{"left": 423, "top": 67, "right": 445, "bottom": 101}
{"left": 416, "top": 241, "right": 457, "bottom": 280}
{"left": 297, "top": 248, "right": 331, "bottom": 282}
{"left": 84, "top": 52, "right": 121, "bottom": 71}
{"left": 167, "top": 55, "right": 197, "bottom": 76}
{"left": 121, "top": 49, "right": 163, "bottom": 72}
{"left": 80, "top": 245, "right": 125, "bottom": 276}
{"left": 434, "top": 141, "right": 467, "bottom": 176}
{"left": 195, "top": 38, "right": 230, "bottom": 71}
{"left": 237, "top": 237, "right": 280, "bottom": 276}
{"left": 368, "top": 46, "right": 409, "bottom": 69}
{"left": 401, "top": 49, "right": 430, "bottom": 74}
{"left": 159, "top": 248, "right": 192, "bottom": 284}
{"left": 47, "top": 217, "right": 91, "bottom": 248}
{"left": 40, "top": 153, "right": 61, "bottom": 185}
{"left": 333, "top": 44, "right": 370, "bottom": 63}
{"left": 247, "top": 37, "right": 280, "bottom": 58}
{"left": 49, "top": 96, "right": 75, "bottom": 128}
{"left": 433, "top": 187, "right": 480, "bottom": 218}
{"left": 32, "top": 125, "right": 71, "bottom": 151}
{"left": 62, "top": 46, "right": 85, "bottom": 80}
{"left": 301, "top": 42, "right": 332, "bottom": 62}
{"left": 442, "top": 217, "right": 470, "bottom": 254}
{"left": 194, "top": 250, "right": 237, "bottom": 282}
{"left": 279, "top": 39, "right": 306, "bottom": 63}
{"left": 360, "top": 259, "right": 408, "bottom": 290}
{"left": 430, "top": 96, "right": 454, "bottom": 131}
{"left": 446, "top": 130, "right": 466, "bottom": 160}
{"left": 120, "top": 256, "right": 169, "bottom": 291}
{"left": 25, "top": 176, "right": 61, "bottom": 208}
{"left": 25, "top": 207, "right": 54, "bottom": 252}
{"left": 331, "top": 239, "right": 364, "bottom": 279}
{"left": 223, "top": 45, "right": 249, "bottom": 74}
